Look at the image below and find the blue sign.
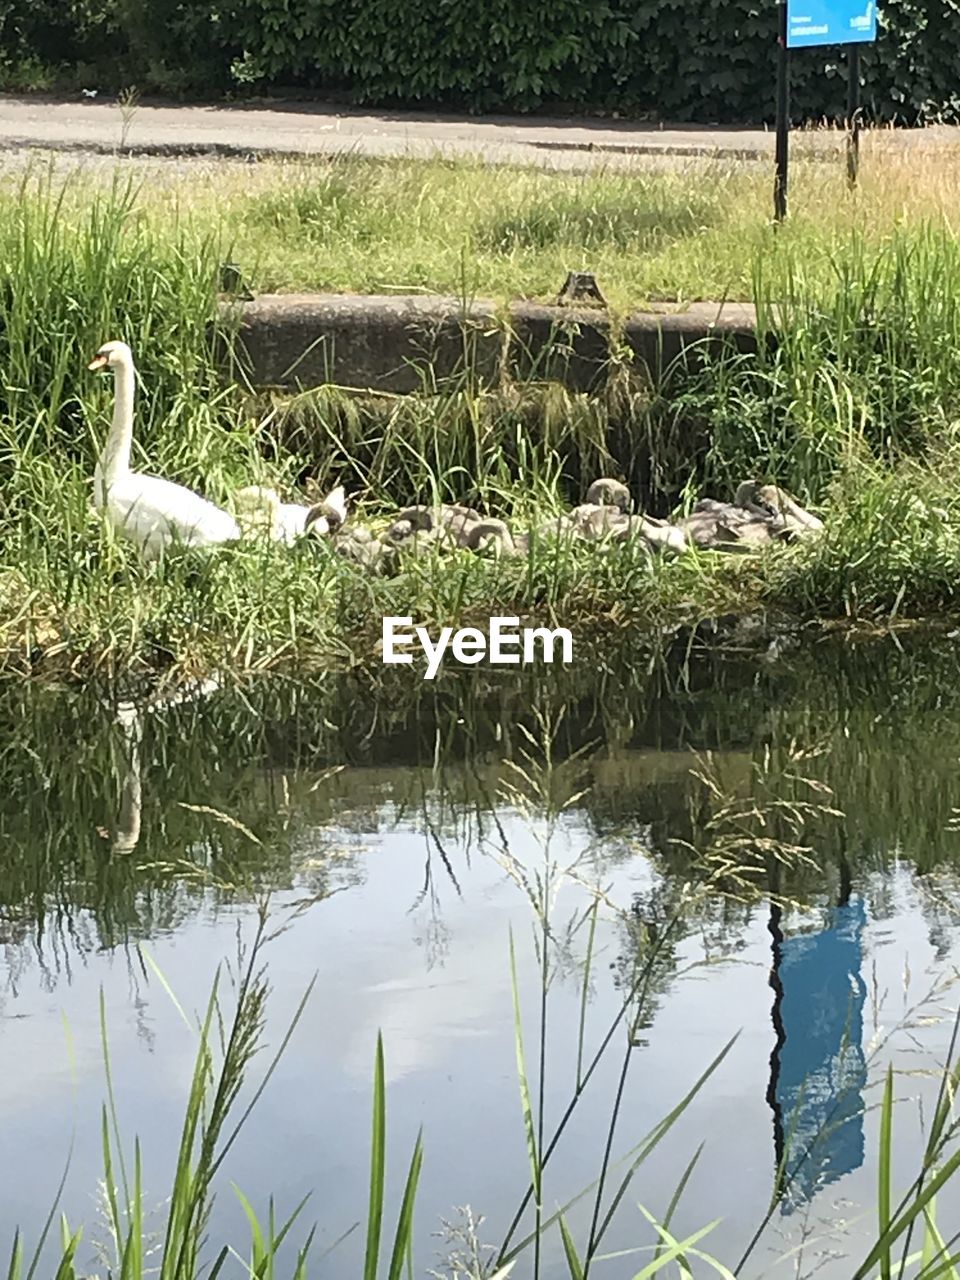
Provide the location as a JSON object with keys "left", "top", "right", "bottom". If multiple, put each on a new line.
{"left": 787, "top": 0, "right": 877, "bottom": 47}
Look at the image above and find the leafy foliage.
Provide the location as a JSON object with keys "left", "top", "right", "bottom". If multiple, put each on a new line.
{"left": 2, "top": 0, "right": 960, "bottom": 122}
{"left": 0, "top": 0, "right": 105, "bottom": 67}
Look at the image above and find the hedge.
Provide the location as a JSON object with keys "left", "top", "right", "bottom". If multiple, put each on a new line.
{"left": 1, "top": 0, "right": 958, "bottom": 124}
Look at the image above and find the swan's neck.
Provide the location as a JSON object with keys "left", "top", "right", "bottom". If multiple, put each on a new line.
{"left": 113, "top": 705, "right": 142, "bottom": 853}
{"left": 94, "top": 355, "right": 135, "bottom": 505}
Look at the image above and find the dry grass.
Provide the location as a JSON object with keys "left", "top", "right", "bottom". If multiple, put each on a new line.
{"left": 5, "top": 135, "right": 960, "bottom": 307}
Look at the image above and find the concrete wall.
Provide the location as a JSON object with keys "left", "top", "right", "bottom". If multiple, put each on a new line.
{"left": 219, "top": 294, "right": 760, "bottom": 394}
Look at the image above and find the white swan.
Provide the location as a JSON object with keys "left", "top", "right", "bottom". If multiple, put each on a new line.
{"left": 89, "top": 340, "right": 241, "bottom": 559}
{"left": 232, "top": 486, "right": 286, "bottom": 541}
{"left": 233, "top": 483, "right": 348, "bottom": 544}
{"left": 233, "top": 485, "right": 313, "bottom": 544}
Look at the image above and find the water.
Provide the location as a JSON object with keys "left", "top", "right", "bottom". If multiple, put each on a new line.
{"left": 2, "top": 631, "right": 960, "bottom": 1277}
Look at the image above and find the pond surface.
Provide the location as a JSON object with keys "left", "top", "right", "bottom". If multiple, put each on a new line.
{"left": 2, "top": 632, "right": 960, "bottom": 1278}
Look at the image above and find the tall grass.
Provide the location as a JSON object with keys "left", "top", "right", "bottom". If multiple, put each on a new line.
{"left": 4, "top": 901, "right": 429, "bottom": 1280}
{"left": 4, "top": 903, "right": 317, "bottom": 1279}
{"left": 11, "top": 143, "right": 960, "bottom": 305}
{"left": 6, "top": 165, "right": 960, "bottom": 680}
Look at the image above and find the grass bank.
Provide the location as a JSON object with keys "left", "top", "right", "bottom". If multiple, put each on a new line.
{"left": 4, "top": 140, "right": 960, "bottom": 305}
{"left": 3, "top": 163, "right": 960, "bottom": 679}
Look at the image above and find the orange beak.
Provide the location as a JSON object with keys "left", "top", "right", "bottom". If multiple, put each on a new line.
{"left": 88, "top": 353, "right": 109, "bottom": 371}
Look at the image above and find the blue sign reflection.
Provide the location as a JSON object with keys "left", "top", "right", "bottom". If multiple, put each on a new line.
{"left": 772, "top": 896, "right": 868, "bottom": 1213}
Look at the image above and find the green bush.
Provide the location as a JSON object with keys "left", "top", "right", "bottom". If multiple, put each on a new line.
{"left": 616, "top": 0, "right": 960, "bottom": 124}
{"left": 0, "top": 0, "right": 112, "bottom": 70}
{"left": 2, "top": 0, "right": 959, "bottom": 123}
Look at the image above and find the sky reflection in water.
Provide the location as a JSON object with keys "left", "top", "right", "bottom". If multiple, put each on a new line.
{"left": 0, "top": 635, "right": 959, "bottom": 1276}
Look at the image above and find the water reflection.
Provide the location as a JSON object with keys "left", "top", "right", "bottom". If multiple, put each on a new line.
{"left": 769, "top": 891, "right": 868, "bottom": 1214}
{"left": 1, "top": 632, "right": 960, "bottom": 1272}
{"left": 104, "top": 676, "right": 225, "bottom": 855}
{"left": 0, "top": 631, "right": 959, "bottom": 979}
{"left": 109, "top": 703, "right": 142, "bottom": 854}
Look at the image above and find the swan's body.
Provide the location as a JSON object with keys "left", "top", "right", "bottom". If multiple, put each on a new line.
{"left": 734, "top": 482, "right": 824, "bottom": 536}
{"left": 679, "top": 482, "right": 823, "bottom": 551}
{"left": 90, "top": 341, "right": 240, "bottom": 559}
{"left": 233, "top": 486, "right": 311, "bottom": 544}
{"left": 233, "top": 483, "right": 348, "bottom": 544}
{"left": 275, "top": 500, "right": 313, "bottom": 542}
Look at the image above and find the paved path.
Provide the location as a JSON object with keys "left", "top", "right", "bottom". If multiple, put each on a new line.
{"left": 1, "top": 94, "right": 958, "bottom": 170}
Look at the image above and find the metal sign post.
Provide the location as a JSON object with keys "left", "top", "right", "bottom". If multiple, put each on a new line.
{"left": 776, "top": 0, "right": 878, "bottom": 220}
{"left": 846, "top": 42, "right": 862, "bottom": 185}
{"left": 775, "top": 1, "right": 789, "bottom": 222}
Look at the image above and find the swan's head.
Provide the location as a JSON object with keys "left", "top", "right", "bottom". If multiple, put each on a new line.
{"left": 88, "top": 340, "right": 133, "bottom": 372}
{"left": 465, "top": 518, "right": 512, "bottom": 550}
{"left": 304, "top": 483, "right": 348, "bottom": 533}
{"left": 584, "top": 478, "right": 633, "bottom": 514}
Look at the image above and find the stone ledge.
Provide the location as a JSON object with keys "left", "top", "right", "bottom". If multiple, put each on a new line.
{"left": 219, "top": 294, "right": 760, "bottom": 394}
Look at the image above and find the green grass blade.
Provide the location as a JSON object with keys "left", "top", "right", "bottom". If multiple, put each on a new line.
{"left": 293, "top": 1225, "right": 318, "bottom": 1280}
{"left": 879, "top": 1065, "right": 893, "bottom": 1280}
{"left": 99, "top": 989, "right": 131, "bottom": 1214}
{"left": 100, "top": 1103, "right": 122, "bottom": 1250}
{"left": 159, "top": 978, "right": 221, "bottom": 1280}
{"left": 386, "top": 1131, "right": 424, "bottom": 1280}
{"left": 364, "top": 1032, "right": 387, "bottom": 1280}
{"left": 921, "top": 1197, "right": 939, "bottom": 1270}
{"left": 234, "top": 1186, "right": 267, "bottom": 1269}
{"left": 210, "top": 973, "right": 318, "bottom": 1180}
{"left": 655, "top": 1145, "right": 704, "bottom": 1265}
{"left": 509, "top": 928, "right": 540, "bottom": 1201}
{"left": 269, "top": 1192, "right": 312, "bottom": 1259}
{"left": 913, "top": 1200, "right": 960, "bottom": 1280}
{"left": 119, "top": 1139, "right": 143, "bottom": 1279}
{"left": 51, "top": 1224, "right": 81, "bottom": 1280}
{"left": 315, "top": 1221, "right": 360, "bottom": 1264}
{"left": 6, "top": 1232, "right": 22, "bottom": 1280}
{"left": 576, "top": 901, "right": 599, "bottom": 1090}
{"left": 920, "top": 1248, "right": 960, "bottom": 1280}
{"left": 268, "top": 1198, "right": 278, "bottom": 1280}
{"left": 501, "top": 1033, "right": 739, "bottom": 1268}
{"left": 594, "top": 1036, "right": 740, "bottom": 1252}
{"left": 208, "top": 1246, "right": 230, "bottom": 1280}
{"left": 633, "top": 1208, "right": 725, "bottom": 1279}
{"left": 854, "top": 1146, "right": 960, "bottom": 1277}
{"left": 23, "top": 1133, "right": 75, "bottom": 1280}
{"left": 141, "top": 946, "right": 195, "bottom": 1031}
{"left": 558, "top": 1214, "right": 585, "bottom": 1280}
{"left": 678, "top": 1246, "right": 738, "bottom": 1280}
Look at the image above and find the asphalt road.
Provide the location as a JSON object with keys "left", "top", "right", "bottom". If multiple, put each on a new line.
{"left": 1, "top": 94, "right": 956, "bottom": 170}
